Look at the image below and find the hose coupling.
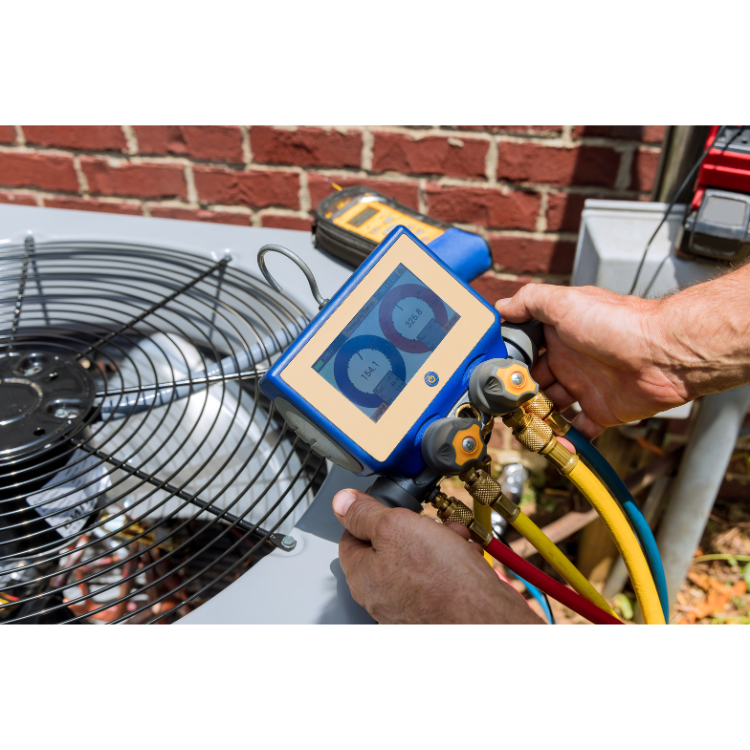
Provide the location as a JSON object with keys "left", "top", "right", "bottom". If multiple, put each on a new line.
{"left": 431, "top": 492, "right": 493, "bottom": 547}
{"left": 460, "top": 467, "right": 520, "bottom": 522}
{"left": 545, "top": 410, "right": 572, "bottom": 436}
{"left": 468, "top": 519, "right": 493, "bottom": 548}
{"left": 503, "top": 409, "right": 555, "bottom": 453}
{"left": 521, "top": 391, "right": 555, "bottom": 421}
{"left": 520, "top": 390, "right": 572, "bottom": 436}
{"left": 431, "top": 492, "right": 474, "bottom": 527}
{"left": 540, "top": 438, "right": 579, "bottom": 476}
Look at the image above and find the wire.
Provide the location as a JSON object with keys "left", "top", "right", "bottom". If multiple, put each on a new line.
{"left": 567, "top": 460, "right": 665, "bottom": 624}
{"left": 541, "top": 591, "right": 555, "bottom": 624}
{"left": 565, "top": 425, "right": 669, "bottom": 620}
{"left": 509, "top": 509, "right": 618, "bottom": 617}
{"left": 628, "top": 126, "right": 727, "bottom": 296}
{"left": 484, "top": 537, "right": 621, "bottom": 624}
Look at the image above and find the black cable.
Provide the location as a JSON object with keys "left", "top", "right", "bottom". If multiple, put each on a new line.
{"left": 542, "top": 591, "right": 556, "bottom": 625}
{"left": 628, "top": 126, "right": 727, "bottom": 296}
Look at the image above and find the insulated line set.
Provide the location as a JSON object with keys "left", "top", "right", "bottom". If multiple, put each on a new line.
{"left": 258, "top": 225, "right": 668, "bottom": 625}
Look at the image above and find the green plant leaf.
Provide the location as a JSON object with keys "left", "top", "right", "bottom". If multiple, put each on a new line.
{"left": 743, "top": 562, "right": 750, "bottom": 589}
{"left": 615, "top": 593, "right": 634, "bottom": 620}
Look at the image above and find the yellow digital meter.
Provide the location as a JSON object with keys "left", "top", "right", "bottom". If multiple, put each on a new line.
{"left": 314, "top": 187, "right": 490, "bottom": 282}
{"left": 329, "top": 193, "right": 444, "bottom": 245}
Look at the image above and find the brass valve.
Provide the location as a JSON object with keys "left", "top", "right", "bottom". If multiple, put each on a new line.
{"left": 430, "top": 492, "right": 493, "bottom": 547}
{"left": 502, "top": 408, "right": 578, "bottom": 476}
{"left": 460, "top": 467, "right": 521, "bottom": 522}
{"left": 503, "top": 409, "right": 554, "bottom": 453}
{"left": 521, "top": 391, "right": 572, "bottom": 436}
{"left": 432, "top": 492, "right": 474, "bottom": 526}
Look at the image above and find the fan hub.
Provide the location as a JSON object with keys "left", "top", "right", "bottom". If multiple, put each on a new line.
{"left": 0, "top": 351, "right": 95, "bottom": 458}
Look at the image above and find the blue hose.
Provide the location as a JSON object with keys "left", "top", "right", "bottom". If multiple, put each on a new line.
{"left": 565, "top": 425, "right": 669, "bottom": 621}
{"left": 524, "top": 578, "right": 555, "bottom": 624}
{"left": 507, "top": 570, "right": 555, "bottom": 624}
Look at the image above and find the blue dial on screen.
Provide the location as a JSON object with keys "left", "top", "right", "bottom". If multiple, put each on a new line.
{"left": 333, "top": 335, "right": 406, "bottom": 409}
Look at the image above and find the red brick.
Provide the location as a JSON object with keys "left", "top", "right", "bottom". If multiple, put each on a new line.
{"left": 0, "top": 190, "right": 36, "bottom": 205}
{"left": 193, "top": 167, "right": 299, "bottom": 209}
{"left": 42, "top": 196, "right": 142, "bottom": 215}
{"left": 307, "top": 174, "right": 420, "bottom": 211}
{"left": 134, "top": 126, "right": 244, "bottom": 163}
{"left": 149, "top": 206, "right": 249, "bottom": 225}
{"left": 498, "top": 143, "right": 620, "bottom": 188}
{"left": 372, "top": 132, "right": 488, "bottom": 178}
{"left": 260, "top": 214, "right": 313, "bottom": 231}
{"left": 23, "top": 126, "right": 126, "bottom": 152}
{"left": 471, "top": 272, "right": 533, "bottom": 304}
{"left": 630, "top": 149, "right": 660, "bottom": 192}
{"left": 251, "top": 127, "right": 361, "bottom": 168}
{"left": 0, "top": 151, "right": 79, "bottom": 191}
{"left": 546, "top": 192, "right": 588, "bottom": 232}
{"left": 457, "top": 126, "right": 562, "bottom": 136}
{"left": 425, "top": 184, "right": 540, "bottom": 230}
{"left": 489, "top": 235, "right": 577, "bottom": 275}
{"left": 642, "top": 126, "right": 666, "bottom": 144}
{"left": 81, "top": 158, "right": 187, "bottom": 199}
{"left": 572, "top": 126, "right": 666, "bottom": 144}
{"left": 0, "top": 126, "right": 17, "bottom": 144}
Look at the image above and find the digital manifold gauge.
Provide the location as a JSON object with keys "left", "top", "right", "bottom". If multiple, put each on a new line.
{"left": 259, "top": 227, "right": 512, "bottom": 493}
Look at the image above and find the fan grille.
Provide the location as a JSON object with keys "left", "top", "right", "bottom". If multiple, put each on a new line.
{"left": 0, "top": 237, "right": 325, "bottom": 624}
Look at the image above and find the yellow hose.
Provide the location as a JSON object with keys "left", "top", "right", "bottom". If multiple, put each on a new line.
{"left": 473, "top": 503, "right": 495, "bottom": 566}
{"left": 568, "top": 460, "right": 665, "bottom": 625}
{"left": 510, "top": 510, "right": 619, "bottom": 619}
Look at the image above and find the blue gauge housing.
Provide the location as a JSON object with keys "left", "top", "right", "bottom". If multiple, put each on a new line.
{"left": 260, "top": 227, "right": 508, "bottom": 477}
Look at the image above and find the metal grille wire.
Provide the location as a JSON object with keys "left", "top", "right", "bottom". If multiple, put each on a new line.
{"left": 0, "top": 238, "right": 326, "bottom": 624}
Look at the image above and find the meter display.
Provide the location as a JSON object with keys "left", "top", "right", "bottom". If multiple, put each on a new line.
{"left": 311, "top": 263, "right": 460, "bottom": 422}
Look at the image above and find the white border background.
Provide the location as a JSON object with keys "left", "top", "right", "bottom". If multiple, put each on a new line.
{"left": 3, "top": 1, "right": 748, "bottom": 746}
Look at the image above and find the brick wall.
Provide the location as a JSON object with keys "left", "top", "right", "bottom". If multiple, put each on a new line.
{"left": 0, "top": 125, "right": 664, "bottom": 301}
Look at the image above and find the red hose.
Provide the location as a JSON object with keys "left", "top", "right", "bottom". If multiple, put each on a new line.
{"left": 485, "top": 537, "right": 622, "bottom": 625}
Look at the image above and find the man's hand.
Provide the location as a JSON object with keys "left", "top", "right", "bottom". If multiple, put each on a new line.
{"left": 498, "top": 261, "right": 750, "bottom": 439}
{"left": 497, "top": 285, "right": 688, "bottom": 439}
{"left": 333, "top": 488, "right": 542, "bottom": 624}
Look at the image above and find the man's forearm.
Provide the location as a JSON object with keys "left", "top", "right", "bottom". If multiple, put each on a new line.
{"left": 655, "top": 262, "right": 750, "bottom": 399}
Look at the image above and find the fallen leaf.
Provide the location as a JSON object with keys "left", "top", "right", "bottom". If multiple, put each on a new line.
{"left": 688, "top": 572, "right": 711, "bottom": 591}
{"left": 690, "top": 581, "right": 746, "bottom": 622}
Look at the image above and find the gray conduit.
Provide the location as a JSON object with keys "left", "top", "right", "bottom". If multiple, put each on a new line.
{"left": 655, "top": 385, "right": 750, "bottom": 618}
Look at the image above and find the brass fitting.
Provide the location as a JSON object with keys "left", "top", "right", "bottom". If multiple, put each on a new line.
{"left": 521, "top": 391, "right": 555, "bottom": 421}
{"left": 502, "top": 402, "right": 577, "bottom": 474}
{"left": 504, "top": 409, "right": 555, "bottom": 453}
{"left": 545, "top": 410, "right": 572, "bottom": 436}
{"left": 540, "top": 438, "right": 579, "bottom": 475}
{"left": 431, "top": 493, "right": 473, "bottom": 527}
{"left": 520, "top": 390, "right": 572, "bottom": 436}
{"left": 460, "top": 467, "right": 520, "bottom": 522}
{"left": 468, "top": 519, "right": 493, "bottom": 548}
{"left": 431, "top": 491, "right": 493, "bottom": 547}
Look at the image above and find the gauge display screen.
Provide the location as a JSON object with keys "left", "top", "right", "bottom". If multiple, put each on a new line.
{"left": 347, "top": 206, "right": 379, "bottom": 227}
{"left": 312, "top": 263, "right": 460, "bottom": 422}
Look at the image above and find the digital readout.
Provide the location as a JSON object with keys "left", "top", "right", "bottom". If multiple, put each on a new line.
{"left": 347, "top": 206, "right": 379, "bottom": 227}
{"left": 312, "top": 263, "right": 460, "bottom": 422}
